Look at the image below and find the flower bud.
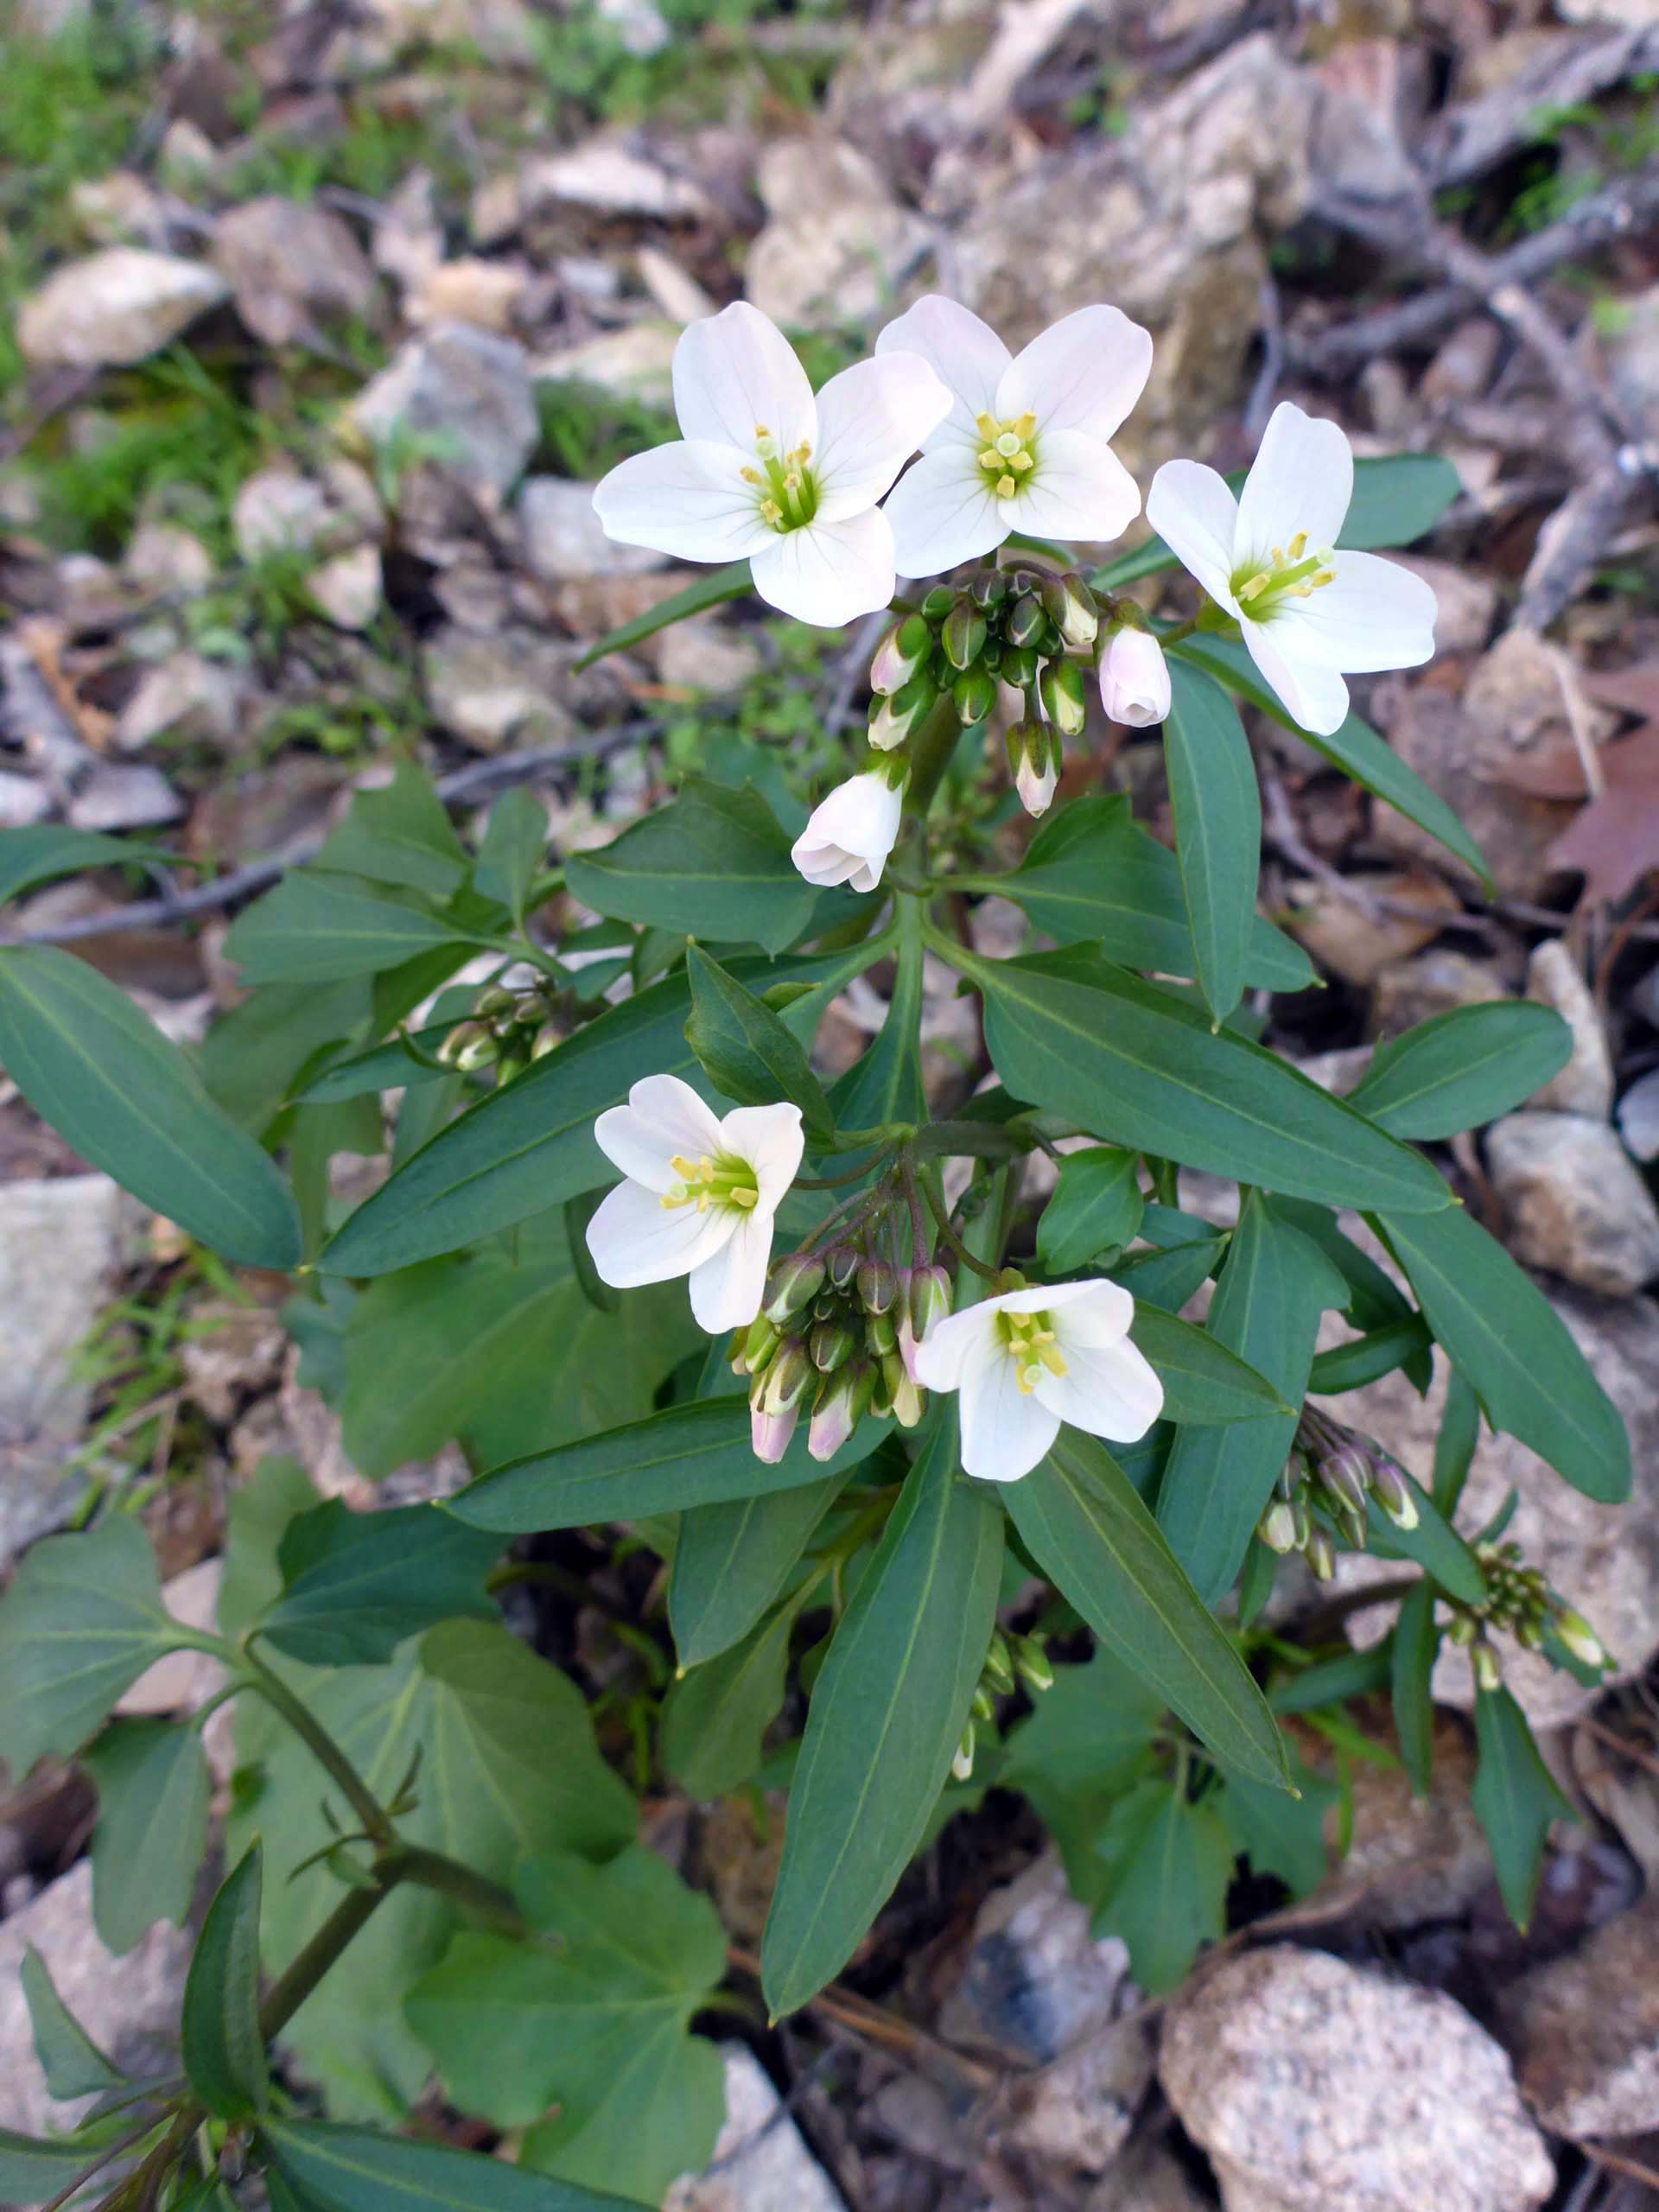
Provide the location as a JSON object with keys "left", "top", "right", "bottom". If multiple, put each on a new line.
{"left": 1554, "top": 1608, "right": 1610, "bottom": 1670}
{"left": 752, "top": 1402, "right": 798, "bottom": 1464}
{"left": 1011, "top": 1633, "right": 1054, "bottom": 1692}
{"left": 869, "top": 611, "right": 933, "bottom": 696}
{"left": 969, "top": 565, "right": 1009, "bottom": 610}
{"left": 760, "top": 1338, "right": 812, "bottom": 1414}
{"left": 741, "top": 1314, "right": 779, "bottom": 1375}
{"left": 999, "top": 642, "right": 1039, "bottom": 689}
{"left": 1515, "top": 1617, "right": 1545, "bottom": 1652}
{"left": 807, "top": 1363, "right": 862, "bottom": 1460}
{"left": 951, "top": 1721, "right": 976, "bottom": 1783}
{"left": 494, "top": 1046, "right": 528, "bottom": 1086}
{"left": 1318, "top": 1445, "right": 1370, "bottom": 1516}
{"left": 866, "top": 1307, "right": 898, "bottom": 1357}
{"left": 1446, "top": 1612, "right": 1477, "bottom": 1648}
{"left": 908, "top": 1262, "right": 952, "bottom": 1344}
{"left": 1040, "top": 570, "right": 1100, "bottom": 650}
{"left": 1097, "top": 625, "right": 1172, "bottom": 728}
{"left": 1291, "top": 1496, "right": 1312, "bottom": 1552}
{"left": 952, "top": 665, "right": 997, "bottom": 727}
{"left": 810, "top": 1317, "right": 855, "bottom": 1374}
{"left": 764, "top": 1253, "right": 824, "bottom": 1325}
{"left": 530, "top": 1021, "right": 562, "bottom": 1060}
{"left": 982, "top": 1632, "right": 1015, "bottom": 1695}
{"left": 971, "top": 1683, "right": 996, "bottom": 1723}
{"left": 1039, "top": 658, "right": 1088, "bottom": 738}
{"left": 1366, "top": 1456, "right": 1420, "bottom": 1530}
{"left": 1257, "top": 1499, "right": 1298, "bottom": 1554}
{"left": 1472, "top": 1641, "right": 1503, "bottom": 1694}
{"left": 856, "top": 1255, "right": 898, "bottom": 1315}
{"left": 446, "top": 1021, "right": 500, "bottom": 1072}
{"left": 883, "top": 1351, "right": 922, "bottom": 1427}
{"left": 868, "top": 670, "right": 937, "bottom": 752}
{"left": 920, "top": 585, "right": 957, "bottom": 621}
{"left": 1008, "top": 719, "right": 1058, "bottom": 818}
{"left": 512, "top": 988, "right": 555, "bottom": 1027}
{"left": 473, "top": 983, "right": 517, "bottom": 1020}
{"left": 1006, "top": 593, "right": 1046, "bottom": 651}
{"left": 941, "top": 598, "right": 988, "bottom": 672}
{"left": 1306, "top": 1527, "right": 1336, "bottom": 1582}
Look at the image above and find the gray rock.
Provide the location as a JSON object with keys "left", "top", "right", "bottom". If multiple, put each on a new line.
{"left": 654, "top": 620, "right": 762, "bottom": 695}
{"left": 66, "top": 760, "right": 184, "bottom": 832}
{"left": 308, "top": 543, "right": 383, "bottom": 631}
{"left": 214, "top": 196, "right": 378, "bottom": 349}
{"left": 1503, "top": 1890, "right": 1659, "bottom": 2136}
{"left": 1486, "top": 1111, "right": 1659, "bottom": 1296}
{"left": 0, "top": 1861, "right": 193, "bottom": 2136}
{"left": 517, "top": 477, "right": 665, "bottom": 582}
{"left": 123, "top": 524, "right": 214, "bottom": 596}
{"left": 520, "top": 137, "right": 713, "bottom": 221}
{"left": 532, "top": 321, "right": 678, "bottom": 405}
{"left": 664, "top": 2044, "right": 844, "bottom": 2211}
{"left": 1160, "top": 1948, "right": 1554, "bottom": 2212}
{"left": 1370, "top": 947, "right": 1509, "bottom": 1038}
{"left": 746, "top": 138, "right": 932, "bottom": 332}
{"left": 1525, "top": 938, "right": 1614, "bottom": 1118}
{"left": 422, "top": 626, "right": 579, "bottom": 753}
{"left": 0, "top": 772, "right": 50, "bottom": 827}
{"left": 1085, "top": 2137, "right": 1211, "bottom": 2212}
{"left": 1315, "top": 1716, "right": 1493, "bottom": 1929}
{"left": 116, "top": 1560, "right": 225, "bottom": 1719}
{"left": 17, "top": 250, "right": 228, "bottom": 369}
{"left": 115, "top": 652, "right": 246, "bottom": 753}
{"left": 0, "top": 1176, "right": 137, "bottom": 1565}
{"left": 350, "top": 323, "right": 537, "bottom": 499}
{"left": 1618, "top": 1066, "right": 1659, "bottom": 1163}
{"left": 232, "top": 467, "right": 334, "bottom": 563}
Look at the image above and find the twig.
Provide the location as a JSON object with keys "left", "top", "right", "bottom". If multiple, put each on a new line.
{"left": 723, "top": 1942, "right": 1005, "bottom": 2089}
{"left": 1571, "top": 2139, "right": 1659, "bottom": 2194}
{"left": 1516, "top": 450, "right": 1655, "bottom": 632}
{"left": 1576, "top": 1713, "right": 1659, "bottom": 1788}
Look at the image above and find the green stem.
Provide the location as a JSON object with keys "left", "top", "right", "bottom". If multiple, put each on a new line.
{"left": 258, "top": 1879, "right": 391, "bottom": 2042}
{"left": 900, "top": 694, "right": 967, "bottom": 838}
{"left": 917, "top": 1172, "right": 1002, "bottom": 1281}
{"left": 391, "top": 1846, "right": 525, "bottom": 1932}
{"left": 235, "top": 1644, "right": 393, "bottom": 1846}
{"left": 1157, "top": 616, "right": 1198, "bottom": 649}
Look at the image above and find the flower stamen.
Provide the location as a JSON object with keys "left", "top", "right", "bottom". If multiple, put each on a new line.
{"left": 975, "top": 410, "right": 1040, "bottom": 501}
{"left": 1000, "top": 1307, "right": 1069, "bottom": 1393}
{"left": 1230, "top": 540, "right": 1335, "bottom": 620}
{"left": 659, "top": 1151, "right": 760, "bottom": 1214}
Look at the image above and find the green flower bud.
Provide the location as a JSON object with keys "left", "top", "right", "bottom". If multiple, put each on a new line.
{"left": 765, "top": 1253, "right": 826, "bottom": 1325}
{"left": 868, "top": 671, "right": 938, "bottom": 753}
{"left": 920, "top": 585, "right": 957, "bottom": 621}
{"left": 448, "top": 1022, "right": 500, "bottom": 1072}
{"left": 760, "top": 1338, "right": 812, "bottom": 1414}
{"left": 971, "top": 1684, "right": 996, "bottom": 1723}
{"left": 869, "top": 611, "right": 933, "bottom": 696}
{"left": 1366, "top": 1456, "right": 1419, "bottom": 1530}
{"left": 494, "top": 1046, "right": 528, "bottom": 1085}
{"left": 857, "top": 1255, "right": 898, "bottom": 1315}
{"left": 472, "top": 984, "right": 516, "bottom": 1020}
{"left": 866, "top": 1307, "right": 898, "bottom": 1357}
{"left": 742, "top": 1313, "right": 779, "bottom": 1374}
{"left": 941, "top": 598, "right": 988, "bottom": 671}
{"left": 1306, "top": 1528, "right": 1337, "bottom": 1582}
{"left": 1554, "top": 1608, "right": 1609, "bottom": 1670}
{"left": 1010, "top": 1633, "right": 1054, "bottom": 1693}
{"left": 982, "top": 1631, "right": 1015, "bottom": 1695}
{"left": 952, "top": 665, "right": 997, "bottom": 727}
{"left": 1000, "top": 643, "right": 1039, "bottom": 688}
{"left": 1291, "top": 1497, "right": 1312, "bottom": 1552}
{"left": 969, "top": 566, "right": 1009, "bottom": 610}
{"left": 908, "top": 1262, "right": 952, "bottom": 1343}
{"left": 825, "top": 1242, "right": 861, "bottom": 1291}
{"left": 1446, "top": 1612, "right": 1477, "bottom": 1648}
{"left": 1257, "top": 1499, "right": 1298, "bottom": 1554}
{"left": 951, "top": 1720, "right": 976, "bottom": 1783}
{"left": 1039, "top": 570, "right": 1100, "bottom": 650}
{"left": 1006, "top": 593, "right": 1046, "bottom": 651}
{"left": 530, "top": 1021, "right": 563, "bottom": 1060}
{"left": 1472, "top": 1641, "right": 1503, "bottom": 1694}
{"left": 810, "top": 1317, "right": 855, "bottom": 1374}
{"left": 1039, "top": 658, "right": 1088, "bottom": 737}
{"left": 1515, "top": 1618, "right": 1545, "bottom": 1652}
{"left": 1319, "top": 1445, "right": 1370, "bottom": 1516}
{"left": 883, "top": 1351, "right": 922, "bottom": 1427}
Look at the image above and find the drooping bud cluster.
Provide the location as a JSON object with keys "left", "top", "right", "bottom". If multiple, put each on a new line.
{"left": 1255, "top": 1406, "right": 1420, "bottom": 1581}
{"left": 730, "top": 1246, "right": 954, "bottom": 1465}
{"left": 1443, "top": 1537, "right": 1611, "bottom": 1689}
{"left": 438, "top": 980, "right": 564, "bottom": 1084}
{"left": 952, "top": 1625, "right": 1054, "bottom": 1782}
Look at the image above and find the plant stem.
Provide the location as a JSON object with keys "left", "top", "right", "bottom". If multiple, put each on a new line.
{"left": 387, "top": 1846, "right": 525, "bottom": 1933}
{"left": 917, "top": 1173, "right": 1002, "bottom": 1281}
{"left": 258, "top": 1879, "right": 391, "bottom": 2042}
{"left": 235, "top": 1645, "right": 393, "bottom": 1846}
{"left": 900, "top": 694, "right": 968, "bottom": 837}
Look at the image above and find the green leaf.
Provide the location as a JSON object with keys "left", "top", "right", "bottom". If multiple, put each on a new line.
{"left": 0, "top": 946, "right": 301, "bottom": 1268}
{"left": 475, "top": 788, "right": 549, "bottom": 924}
{"left": 297, "top": 1028, "right": 454, "bottom": 1105}
{"left": 984, "top": 795, "right": 1312, "bottom": 991}
{"left": 1000, "top": 1649, "right": 1163, "bottom": 1900}
{"left": 262, "top": 2120, "right": 633, "bottom": 2212}
{"left": 683, "top": 946, "right": 833, "bottom": 1139}
{"left": 952, "top": 946, "right": 1451, "bottom": 1214}
{"left": 565, "top": 779, "right": 817, "bottom": 955}
{"left": 20, "top": 1948, "right": 125, "bottom": 2099}
{"left": 1268, "top": 1642, "right": 1392, "bottom": 1715}
{"left": 405, "top": 1848, "right": 726, "bottom": 2206}
{"left": 1433, "top": 1365, "right": 1482, "bottom": 1517}
{"left": 1363, "top": 1479, "right": 1486, "bottom": 1607}
{"left": 198, "top": 978, "right": 372, "bottom": 1136}
{"left": 321, "top": 949, "right": 861, "bottom": 1277}
{"left": 1376, "top": 1204, "right": 1631, "bottom": 1503}
{"left": 1306, "top": 1315, "right": 1432, "bottom": 1395}
{"left": 313, "top": 765, "right": 467, "bottom": 901}
{"left": 1036, "top": 1146, "right": 1144, "bottom": 1271}
{"left": 0, "top": 2126, "right": 112, "bottom": 2204}
{"left": 182, "top": 1846, "right": 269, "bottom": 2120}
{"left": 1127, "top": 1306, "right": 1290, "bottom": 1425}
{"left": 225, "top": 874, "right": 474, "bottom": 984}
{"left": 1213, "top": 1748, "right": 1337, "bottom": 1897}
{"left": 761, "top": 1422, "right": 1004, "bottom": 2016}
{"left": 1163, "top": 661, "right": 1260, "bottom": 1025}
{"left": 827, "top": 913, "right": 925, "bottom": 1146}
{"left": 575, "top": 558, "right": 751, "bottom": 670}
{"left": 1169, "top": 634, "right": 1491, "bottom": 886}
{"left": 0, "top": 1518, "right": 210, "bottom": 1773}
{"left": 668, "top": 1476, "right": 845, "bottom": 1667}
{"left": 448, "top": 1395, "right": 874, "bottom": 1533}
{"left": 0, "top": 824, "right": 174, "bottom": 906}
{"left": 84, "top": 1719, "right": 212, "bottom": 1955}
{"left": 230, "top": 1620, "right": 637, "bottom": 2118}
{"left": 254, "top": 1501, "right": 499, "bottom": 1666}
{"left": 661, "top": 1591, "right": 807, "bottom": 1796}
{"left": 1391, "top": 1584, "right": 1438, "bottom": 1797}
{"left": 1006, "top": 1433, "right": 1288, "bottom": 1788}
{"left": 1471, "top": 1685, "right": 1573, "bottom": 1929}
{"left": 1351, "top": 1003, "right": 1571, "bottom": 1140}
{"left": 1091, "top": 1780, "right": 1233, "bottom": 1993}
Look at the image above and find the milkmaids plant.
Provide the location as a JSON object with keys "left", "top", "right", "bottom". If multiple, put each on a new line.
{"left": 0, "top": 295, "right": 1630, "bottom": 2212}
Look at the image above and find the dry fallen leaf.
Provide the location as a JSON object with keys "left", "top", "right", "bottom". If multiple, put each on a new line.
{"left": 1546, "top": 727, "right": 1659, "bottom": 906}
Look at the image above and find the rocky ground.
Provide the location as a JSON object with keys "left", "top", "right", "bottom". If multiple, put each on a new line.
{"left": 3, "top": 0, "right": 1659, "bottom": 2204}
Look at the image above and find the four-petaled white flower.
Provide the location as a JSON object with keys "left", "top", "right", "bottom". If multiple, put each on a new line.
{"left": 1098, "top": 626, "right": 1171, "bottom": 728}
{"left": 914, "top": 1279, "right": 1163, "bottom": 1483}
{"left": 874, "top": 297, "right": 1153, "bottom": 578}
{"left": 586, "top": 1076, "right": 803, "bottom": 1332}
{"left": 1146, "top": 400, "right": 1437, "bottom": 738}
{"left": 591, "top": 302, "right": 951, "bottom": 627}
{"left": 791, "top": 769, "right": 904, "bottom": 893}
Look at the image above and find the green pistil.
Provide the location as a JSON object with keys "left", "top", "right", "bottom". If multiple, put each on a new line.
{"left": 742, "top": 432, "right": 820, "bottom": 534}
{"left": 998, "top": 1306, "right": 1068, "bottom": 1395}
{"left": 1230, "top": 531, "right": 1336, "bottom": 620}
{"left": 660, "top": 1151, "right": 760, "bottom": 1215}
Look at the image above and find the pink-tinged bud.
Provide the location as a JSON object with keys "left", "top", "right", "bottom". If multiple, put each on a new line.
{"left": 808, "top": 1361, "right": 873, "bottom": 1460}
{"left": 1098, "top": 625, "right": 1171, "bottom": 728}
{"left": 869, "top": 612, "right": 932, "bottom": 696}
{"left": 760, "top": 1338, "right": 812, "bottom": 1414}
{"left": 1012, "top": 721, "right": 1058, "bottom": 818}
{"left": 907, "top": 1262, "right": 952, "bottom": 1344}
{"left": 1318, "top": 1445, "right": 1370, "bottom": 1516}
{"left": 751, "top": 1402, "right": 798, "bottom": 1463}
{"left": 1367, "top": 1455, "right": 1419, "bottom": 1529}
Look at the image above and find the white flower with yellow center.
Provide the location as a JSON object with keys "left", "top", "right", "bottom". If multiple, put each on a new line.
{"left": 873, "top": 297, "right": 1153, "bottom": 577}
{"left": 585, "top": 1075, "right": 803, "bottom": 1332}
{"left": 913, "top": 1278, "right": 1163, "bottom": 1483}
{"left": 590, "top": 302, "right": 950, "bottom": 626}
{"left": 1146, "top": 400, "right": 1438, "bottom": 737}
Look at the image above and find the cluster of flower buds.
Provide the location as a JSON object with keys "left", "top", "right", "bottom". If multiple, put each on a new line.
{"left": 730, "top": 1245, "right": 954, "bottom": 1465}
{"left": 437, "top": 980, "right": 563, "bottom": 1084}
{"left": 1255, "top": 1408, "right": 1420, "bottom": 1581}
{"left": 1444, "top": 1537, "right": 1611, "bottom": 1690}
{"left": 953, "top": 1625, "right": 1055, "bottom": 1782}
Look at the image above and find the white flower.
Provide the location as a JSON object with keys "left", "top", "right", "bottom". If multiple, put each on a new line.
{"left": 791, "top": 769, "right": 904, "bottom": 893}
{"left": 1146, "top": 400, "right": 1438, "bottom": 738}
{"left": 874, "top": 297, "right": 1152, "bottom": 577}
{"left": 586, "top": 1075, "right": 804, "bottom": 1332}
{"left": 914, "top": 1278, "right": 1163, "bottom": 1483}
{"left": 1098, "top": 626, "right": 1170, "bottom": 728}
{"left": 1010, "top": 722, "right": 1057, "bottom": 819}
{"left": 591, "top": 302, "right": 950, "bottom": 627}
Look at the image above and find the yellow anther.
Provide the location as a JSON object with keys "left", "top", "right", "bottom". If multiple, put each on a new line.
{"left": 1311, "top": 567, "right": 1335, "bottom": 588}
{"left": 1270, "top": 545, "right": 1285, "bottom": 565}
{"left": 996, "top": 473, "right": 1016, "bottom": 499}
{"left": 753, "top": 423, "right": 770, "bottom": 438}
{"left": 1236, "top": 570, "right": 1270, "bottom": 601}
{"left": 761, "top": 498, "right": 782, "bottom": 524}
{"left": 1014, "top": 413, "right": 1035, "bottom": 439}
{"left": 784, "top": 471, "right": 801, "bottom": 493}
{"left": 1287, "top": 530, "right": 1307, "bottom": 559}
{"left": 978, "top": 448, "right": 1001, "bottom": 468}
{"left": 1036, "top": 1341, "right": 1068, "bottom": 1379}
{"left": 740, "top": 466, "right": 765, "bottom": 486}
{"left": 729, "top": 1187, "right": 759, "bottom": 1210}
{"left": 790, "top": 441, "right": 812, "bottom": 463}
{"left": 975, "top": 410, "right": 1000, "bottom": 440}
{"left": 1011, "top": 449, "right": 1033, "bottom": 473}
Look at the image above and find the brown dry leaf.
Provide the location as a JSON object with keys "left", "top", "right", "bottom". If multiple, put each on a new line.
{"left": 1585, "top": 659, "right": 1659, "bottom": 724}
{"left": 1547, "top": 727, "right": 1659, "bottom": 906}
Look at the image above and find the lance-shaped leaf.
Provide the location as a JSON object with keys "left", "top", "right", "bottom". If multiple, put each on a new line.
{"left": 1037, "top": 1145, "right": 1143, "bottom": 1271}
{"left": 84, "top": 1719, "right": 212, "bottom": 1955}
{"left": 575, "top": 558, "right": 751, "bottom": 669}
{"left": 261, "top": 2119, "right": 634, "bottom": 2212}
{"left": 661, "top": 1589, "right": 810, "bottom": 1796}
{"left": 475, "top": 787, "right": 550, "bottom": 923}
{"left": 684, "top": 947, "right": 834, "bottom": 1140}
{"left": 1091, "top": 1778, "right": 1234, "bottom": 1993}
{"left": 0, "top": 824, "right": 175, "bottom": 905}
{"left": 21, "top": 1949, "right": 126, "bottom": 2100}
{"left": 312, "top": 764, "right": 468, "bottom": 901}
{"left": 1006, "top": 1433, "right": 1287, "bottom": 1789}
{"left": 1471, "top": 1685, "right": 1574, "bottom": 1929}
{"left": 0, "top": 2126, "right": 118, "bottom": 2204}
{"left": 1350, "top": 1002, "right": 1571, "bottom": 1140}
{"left": 1391, "top": 1584, "right": 1439, "bottom": 1798}
{"left": 1128, "top": 1306, "right": 1290, "bottom": 1426}
{"left": 761, "top": 1421, "right": 1004, "bottom": 2016}
{"left": 566, "top": 779, "right": 817, "bottom": 954}
{"left": 1163, "top": 660, "right": 1260, "bottom": 1025}
{"left": 224, "top": 874, "right": 475, "bottom": 983}
{"left": 668, "top": 1475, "right": 846, "bottom": 1667}
{"left": 253, "top": 1501, "right": 501, "bottom": 1667}
{"left": 182, "top": 1846, "right": 270, "bottom": 2120}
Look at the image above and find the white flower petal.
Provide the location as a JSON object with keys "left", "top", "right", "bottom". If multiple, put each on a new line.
{"left": 912, "top": 1302, "right": 999, "bottom": 1393}
{"left": 959, "top": 1350, "right": 1059, "bottom": 1481}
{"left": 749, "top": 507, "right": 897, "bottom": 626}
{"left": 1044, "top": 1276, "right": 1137, "bottom": 1347}
{"left": 688, "top": 1203, "right": 773, "bottom": 1331}
{"left": 585, "top": 1178, "right": 732, "bottom": 1288}
{"left": 1033, "top": 1332, "right": 1164, "bottom": 1444}
{"left": 1234, "top": 401, "right": 1352, "bottom": 567}
{"left": 791, "top": 771, "right": 903, "bottom": 893}
{"left": 812, "top": 353, "right": 953, "bottom": 522}
{"left": 1099, "top": 626, "right": 1171, "bottom": 727}
{"left": 591, "top": 440, "right": 773, "bottom": 563}
{"left": 718, "top": 1102, "right": 804, "bottom": 1209}
{"left": 672, "top": 301, "right": 815, "bottom": 459}
{"left": 1008, "top": 429, "right": 1141, "bottom": 549}
{"left": 1146, "top": 459, "right": 1240, "bottom": 608}
{"left": 880, "top": 447, "right": 1007, "bottom": 578}
{"left": 874, "top": 295, "right": 1012, "bottom": 450}
{"left": 593, "top": 1074, "right": 722, "bottom": 1192}
{"left": 1243, "top": 620, "right": 1351, "bottom": 737}
{"left": 1269, "top": 550, "right": 1438, "bottom": 673}
{"left": 997, "top": 305, "right": 1153, "bottom": 448}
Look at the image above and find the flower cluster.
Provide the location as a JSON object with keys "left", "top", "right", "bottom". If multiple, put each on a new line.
{"left": 437, "top": 979, "right": 563, "bottom": 1083}
{"left": 1256, "top": 1403, "right": 1421, "bottom": 1580}
{"left": 1444, "top": 1537, "right": 1611, "bottom": 1691}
